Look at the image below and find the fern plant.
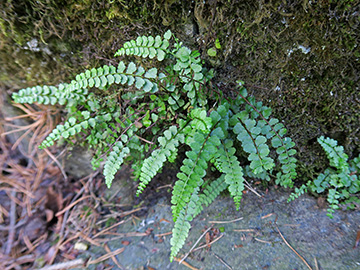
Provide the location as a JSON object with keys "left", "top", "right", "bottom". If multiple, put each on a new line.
{"left": 12, "top": 30, "right": 298, "bottom": 261}
{"left": 289, "top": 136, "right": 360, "bottom": 218}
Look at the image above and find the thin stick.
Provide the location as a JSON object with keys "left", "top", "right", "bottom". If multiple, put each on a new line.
{"left": 179, "top": 226, "right": 213, "bottom": 264}
{"left": 5, "top": 190, "right": 16, "bottom": 255}
{"left": 173, "top": 257, "right": 199, "bottom": 270}
{"left": 275, "top": 224, "right": 313, "bottom": 270}
{"left": 55, "top": 195, "right": 91, "bottom": 217}
{"left": 208, "top": 217, "right": 243, "bottom": 224}
{"left": 104, "top": 243, "right": 124, "bottom": 269}
{"left": 213, "top": 252, "right": 232, "bottom": 270}
{"left": 88, "top": 247, "right": 125, "bottom": 265}
{"left": 93, "top": 218, "right": 129, "bottom": 238}
{"left": 314, "top": 256, "right": 319, "bottom": 270}
{"left": 44, "top": 148, "right": 67, "bottom": 180}
{"left": 244, "top": 179, "right": 262, "bottom": 198}
{"left": 192, "top": 234, "right": 224, "bottom": 252}
{"left": 136, "top": 135, "right": 154, "bottom": 145}
{"left": 155, "top": 231, "right": 172, "bottom": 237}
{"left": 38, "top": 259, "right": 85, "bottom": 270}
{"left": 254, "top": 237, "right": 272, "bottom": 244}
{"left": 233, "top": 229, "right": 256, "bottom": 232}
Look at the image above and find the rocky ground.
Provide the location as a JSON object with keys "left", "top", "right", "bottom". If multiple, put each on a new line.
{"left": 73, "top": 166, "right": 360, "bottom": 270}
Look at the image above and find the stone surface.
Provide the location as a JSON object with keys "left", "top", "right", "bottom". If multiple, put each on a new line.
{"left": 77, "top": 170, "right": 360, "bottom": 270}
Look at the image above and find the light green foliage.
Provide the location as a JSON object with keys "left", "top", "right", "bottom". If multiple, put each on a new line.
{"left": 103, "top": 141, "right": 130, "bottom": 188}
{"left": 115, "top": 30, "right": 172, "bottom": 61}
{"left": 12, "top": 30, "right": 298, "bottom": 261}
{"left": 136, "top": 124, "right": 185, "bottom": 196}
{"left": 12, "top": 84, "right": 73, "bottom": 106}
{"left": 289, "top": 136, "right": 359, "bottom": 218}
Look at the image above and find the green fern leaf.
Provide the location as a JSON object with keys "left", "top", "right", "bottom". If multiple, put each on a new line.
{"left": 318, "top": 136, "right": 349, "bottom": 172}
{"left": 103, "top": 142, "right": 130, "bottom": 188}
{"left": 170, "top": 209, "right": 191, "bottom": 261}
{"left": 232, "top": 112, "right": 275, "bottom": 175}
{"left": 39, "top": 115, "right": 94, "bottom": 149}
{"left": 137, "top": 125, "right": 185, "bottom": 196}
{"left": 114, "top": 31, "right": 171, "bottom": 60}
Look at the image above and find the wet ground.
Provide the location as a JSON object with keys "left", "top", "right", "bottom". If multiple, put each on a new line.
{"left": 76, "top": 167, "right": 360, "bottom": 270}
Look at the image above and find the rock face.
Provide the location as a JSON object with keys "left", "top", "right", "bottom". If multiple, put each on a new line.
{"left": 80, "top": 169, "right": 360, "bottom": 270}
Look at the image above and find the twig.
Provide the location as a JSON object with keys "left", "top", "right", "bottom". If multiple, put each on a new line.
{"left": 44, "top": 148, "right": 67, "bottom": 180}
{"left": 96, "top": 232, "right": 149, "bottom": 242}
{"left": 243, "top": 181, "right": 262, "bottom": 198}
{"left": 173, "top": 257, "right": 199, "bottom": 270}
{"left": 93, "top": 218, "right": 129, "bottom": 238}
{"left": 155, "top": 231, "right": 172, "bottom": 237}
{"left": 213, "top": 252, "right": 232, "bottom": 270}
{"left": 208, "top": 217, "right": 243, "bottom": 224}
{"left": 314, "top": 256, "right": 319, "bottom": 270}
{"left": 136, "top": 135, "right": 154, "bottom": 145}
{"left": 254, "top": 237, "right": 272, "bottom": 244}
{"left": 233, "top": 229, "right": 256, "bottom": 232}
{"left": 88, "top": 247, "right": 125, "bottom": 265}
{"left": 55, "top": 195, "right": 91, "bottom": 217}
{"left": 179, "top": 226, "right": 213, "bottom": 264}
{"left": 5, "top": 190, "right": 16, "bottom": 255}
{"left": 192, "top": 234, "right": 224, "bottom": 252}
{"left": 38, "top": 259, "right": 85, "bottom": 270}
{"left": 104, "top": 243, "right": 124, "bottom": 269}
{"left": 275, "top": 224, "right": 313, "bottom": 270}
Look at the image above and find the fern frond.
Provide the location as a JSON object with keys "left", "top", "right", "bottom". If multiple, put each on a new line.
{"left": 171, "top": 109, "right": 217, "bottom": 220}
{"left": 114, "top": 30, "right": 172, "bottom": 61}
{"left": 103, "top": 141, "right": 130, "bottom": 188}
{"left": 191, "top": 175, "right": 228, "bottom": 220}
{"left": 137, "top": 125, "right": 185, "bottom": 196}
{"left": 216, "top": 139, "right": 245, "bottom": 209}
{"left": 172, "top": 47, "right": 207, "bottom": 105}
{"left": 170, "top": 207, "right": 191, "bottom": 261}
{"left": 170, "top": 175, "right": 228, "bottom": 260}
{"left": 288, "top": 183, "right": 308, "bottom": 202}
{"left": 40, "top": 111, "right": 94, "bottom": 149}
{"left": 12, "top": 84, "right": 74, "bottom": 106}
{"left": 171, "top": 131, "right": 209, "bottom": 221}
{"left": 231, "top": 111, "right": 275, "bottom": 175}
{"left": 317, "top": 136, "right": 349, "bottom": 172}
{"left": 208, "top": 103, "right": 246, "bottom": 209}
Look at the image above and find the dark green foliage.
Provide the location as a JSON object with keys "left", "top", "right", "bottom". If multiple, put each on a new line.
{"left": 12, "top": 30, "right": 298, "bottom": 261}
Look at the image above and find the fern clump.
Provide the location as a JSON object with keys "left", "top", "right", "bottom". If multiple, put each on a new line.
{"left": 289, "top": 136, "right": 360, "bottom": 218}
{"left": 12, "top": 30, "right": 298, "bottom": 261}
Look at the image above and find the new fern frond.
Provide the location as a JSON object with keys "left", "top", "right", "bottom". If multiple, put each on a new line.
{"left": 12, "top": 30, "right": 301, "bottom": 261}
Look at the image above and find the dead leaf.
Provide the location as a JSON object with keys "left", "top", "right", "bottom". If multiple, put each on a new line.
{"left": 205, "top": 232, "right": 211, "bottom": 248}
{"left": 45, "top": 209, "right": 54, "bottom": 222}
{"left": 354, "top": 230, "right": 360, "bottom": 248}
{"left": 45, "top": 187, "right": 63, "bottom": 216}
{"left": 121, "top": 240, "right": 130, "bottom": 246}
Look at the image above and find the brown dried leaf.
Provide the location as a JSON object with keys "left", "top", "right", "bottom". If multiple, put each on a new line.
{"left": 354, "top": 230, "right": 360, "bottom": 248}
{"left": 205, "top": 232, "right": 211, "bottom": 248}
{"left": 45, "top": 209, "right": 54, "bottom": 223}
